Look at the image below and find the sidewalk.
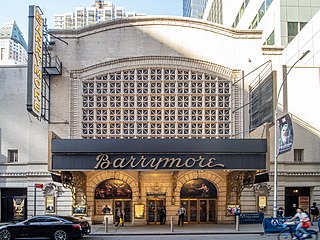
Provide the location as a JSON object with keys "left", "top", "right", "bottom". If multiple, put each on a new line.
{"left": 90, "top": 223, "right": 266, "bottom": 236}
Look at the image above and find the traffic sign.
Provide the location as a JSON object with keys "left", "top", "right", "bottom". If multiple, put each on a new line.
{"left": 35, "top": 183, "right": 44, "bottom": 188}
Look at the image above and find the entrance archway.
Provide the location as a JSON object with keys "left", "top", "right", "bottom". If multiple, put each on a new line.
{"left": 94, "top": 179, "right": 132, "bottom": 222}
{"left": 180, "top": 178, "right": 218, "bottom": 223}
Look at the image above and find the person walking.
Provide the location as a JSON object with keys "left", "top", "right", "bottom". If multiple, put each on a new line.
{"left": 115, "top": 208, "right": 124, "bottom": 227}
{"left": 310, "top": 202, "right": 319, "bottom": 225}
{"left": 177, "top": 204, "right": 186, "bottom": 226}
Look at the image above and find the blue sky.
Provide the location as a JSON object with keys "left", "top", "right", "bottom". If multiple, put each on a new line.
{"left": 0, "top": 0, "right": 182, "bottom": 41}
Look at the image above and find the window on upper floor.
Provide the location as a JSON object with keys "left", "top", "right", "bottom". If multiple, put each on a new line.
{"left": 288, "top": 22, "right": 307, "bottom": 43}
{"left": 300, "top": 22, "right": 307, "bottom": 30}
{"left": 294, "top": 149, "right": 304, "bottom": 162}
{"left": 264, "top": 30, "right": 275, "bottom": 45}
{"left": 8, "top": 149, "right": 18, "bottom": 162}
{"left": 266, "top": 0, "right": 272, "bottom": 10}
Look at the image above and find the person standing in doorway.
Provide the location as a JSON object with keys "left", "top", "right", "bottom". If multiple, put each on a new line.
{"left": 160, "top": 206, "right": 166, "bottom": 225}
{"left": 310, "top": 202, "right": 319, "bottom": 225}
{"left": 178, "top": 204, "right": 186, "bottom": 226}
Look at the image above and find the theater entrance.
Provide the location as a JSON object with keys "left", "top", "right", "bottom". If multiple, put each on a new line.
{"left": 147, "top": 199, "right": 165, "bottom": 224}
{"left": 181, "top": 199, "right": 216, "bottom": 223}
{"left": 94, "top": 179, "right": 132, "bottom": 223}
{"left": 180, "top": 178, "right": 218, "bottom": 223}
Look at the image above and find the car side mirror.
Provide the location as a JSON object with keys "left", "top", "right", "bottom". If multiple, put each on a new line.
{"left": 24, "top": 221, "right": 30, "bottom": 225}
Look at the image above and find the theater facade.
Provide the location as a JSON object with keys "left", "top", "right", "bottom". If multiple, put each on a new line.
{"left": 48, "top": 16, "right": 271, "bottom": 224}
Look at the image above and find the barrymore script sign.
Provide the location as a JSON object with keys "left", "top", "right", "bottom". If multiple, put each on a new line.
{"left": 51, "top": 153, "right": 266, "bottom": 171}
{"left": 94, "top": 154, "right": 224, "bottom": 170}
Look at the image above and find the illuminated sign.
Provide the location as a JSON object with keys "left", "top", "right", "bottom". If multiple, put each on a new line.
{"left": 27, "top": 5, "right": 43, "bottom": 118}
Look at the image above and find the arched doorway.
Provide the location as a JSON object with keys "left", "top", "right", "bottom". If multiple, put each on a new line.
{"left": 180, "top": 178, "right": 218, "bottom": 223}
{"left": 95, "top": 179, "right": 132, "bottom": 222}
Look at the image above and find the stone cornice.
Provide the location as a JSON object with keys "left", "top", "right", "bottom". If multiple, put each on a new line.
{"left": 0, "top": 172, "right": 51, "bottom": 177}
{"left": 268, "top": 172, "right": 320, "bottom": 176}
{"left": 70, "top": 56, "right": 233, "bottom": 80}
{"left": 270, "top": 161, "right": 320, "bottom": 165}
{"left": 262, "top": 46, "right": 284, "bottom": 55}
{"left": 49, "top": 16, "right": 262, "bottom": 40}
{"left": 0, "top": 162, "right": 48, "bottom": 166}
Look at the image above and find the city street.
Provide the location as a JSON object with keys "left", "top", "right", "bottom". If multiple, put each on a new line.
{"left": 82, "top": 234, "right": 277, "bottom": 240}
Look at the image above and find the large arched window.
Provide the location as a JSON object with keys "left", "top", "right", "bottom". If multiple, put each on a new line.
{"left": 95, "top": 179, "right": 132, "bottom": 199}
{"left": 180, "top": 178, "right": 217, "bottom": 198}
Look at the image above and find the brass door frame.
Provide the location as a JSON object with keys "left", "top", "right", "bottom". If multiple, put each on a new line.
{"left": 146, "top": 198, "right": 165, "bottom": 224}
{"left": 113, "top": 199, "right": 132, "bottom": 222}
{"left": 181, "top": 198, "right": 217, "bottom": 223}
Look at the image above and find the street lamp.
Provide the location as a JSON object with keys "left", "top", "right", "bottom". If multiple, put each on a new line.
{"left": 273, "top": 50, "right": 310, "bottom": 218}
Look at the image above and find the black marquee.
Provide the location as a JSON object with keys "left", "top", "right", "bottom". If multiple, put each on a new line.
{"left": 51, "top": 138, "right": 267, "bottom": 171}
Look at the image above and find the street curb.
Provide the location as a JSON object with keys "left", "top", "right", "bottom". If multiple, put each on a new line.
{"left": 89, "top": 231, "right": 265, "bottom": 236}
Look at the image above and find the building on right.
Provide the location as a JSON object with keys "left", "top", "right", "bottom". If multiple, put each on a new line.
{"left": 183, "top": 0, "right": 209, "bottom": 19}
{"left": 200, "top": 0, "right": 320, "bottom": 217}
{"left": 203, "top": 0, "right": 320, "bottom": 47}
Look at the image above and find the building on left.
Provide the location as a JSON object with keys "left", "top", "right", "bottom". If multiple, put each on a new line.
{"left": 0, "top": 13, "right": 71, "bottom": 222}
{"left": 0, "top": 21, "right": 27, "bottom": 65}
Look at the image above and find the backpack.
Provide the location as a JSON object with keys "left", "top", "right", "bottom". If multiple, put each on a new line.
{"left": 310, "top": 206, "right": 319, "bottom": 215}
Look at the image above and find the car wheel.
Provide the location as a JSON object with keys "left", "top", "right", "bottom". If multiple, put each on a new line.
{"left": 53, "top": 230, "right": 68, "bottom": 240}
{"left": 0, "top": 229, "right": 11, "bottom": 240}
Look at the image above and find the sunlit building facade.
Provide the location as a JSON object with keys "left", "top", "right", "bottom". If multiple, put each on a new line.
{"left": 45, "top": 16, "right": 276, "bottom": 225}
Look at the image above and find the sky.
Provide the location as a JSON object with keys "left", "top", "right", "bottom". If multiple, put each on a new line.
{"left": 0, "top": 0, "right": 182, "bottom": 41}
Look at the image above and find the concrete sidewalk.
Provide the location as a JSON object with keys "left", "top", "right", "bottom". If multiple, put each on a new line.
{"left": 90, "top": 223, "right": 266, "bottom": 236}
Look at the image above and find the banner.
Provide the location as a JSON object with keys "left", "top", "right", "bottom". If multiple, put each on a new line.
{"left": 277, "top": 114, "right": 294, "bottom": 155}
{"left": 263, "top": 217, "right": 292, "bottom": 233}
{"left": 240, "top": 212, "right": 264, "bottom": 224}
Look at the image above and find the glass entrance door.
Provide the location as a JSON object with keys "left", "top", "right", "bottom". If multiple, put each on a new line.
{"left": 189, "top": 200, "right": 197, "bottom": 222}
{"left": 181, "top": 199, "right": 216, "bottom": 223}
{"left": 114, "top": 200, "right": 131, "bottom": 222}
{"left": 199, "top": 200, "right": 207, "bottom": 222}
{"left": 147, "top": 200, "right": 164, "bottom": 224}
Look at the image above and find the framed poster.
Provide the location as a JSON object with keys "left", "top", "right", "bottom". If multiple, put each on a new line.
{"left": 72, "top": 205, "right": 87, "bottom": 216}
{"left": 45, "top": 195, "right": 56, "bottom": 214}
{"left": 226, "top": 204, "right": 240, "bottom": 216}
{"left": 95, "top": 199, "right": 113, "bottom": 215}
{"left": 13, "top": 197, "right": 25, "bottom": 221}
{"left": 258, "top": 196, "right": 267, "bottom": 212}
{"left": 134, "top": 204, "right": 145, "bottom": 219}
